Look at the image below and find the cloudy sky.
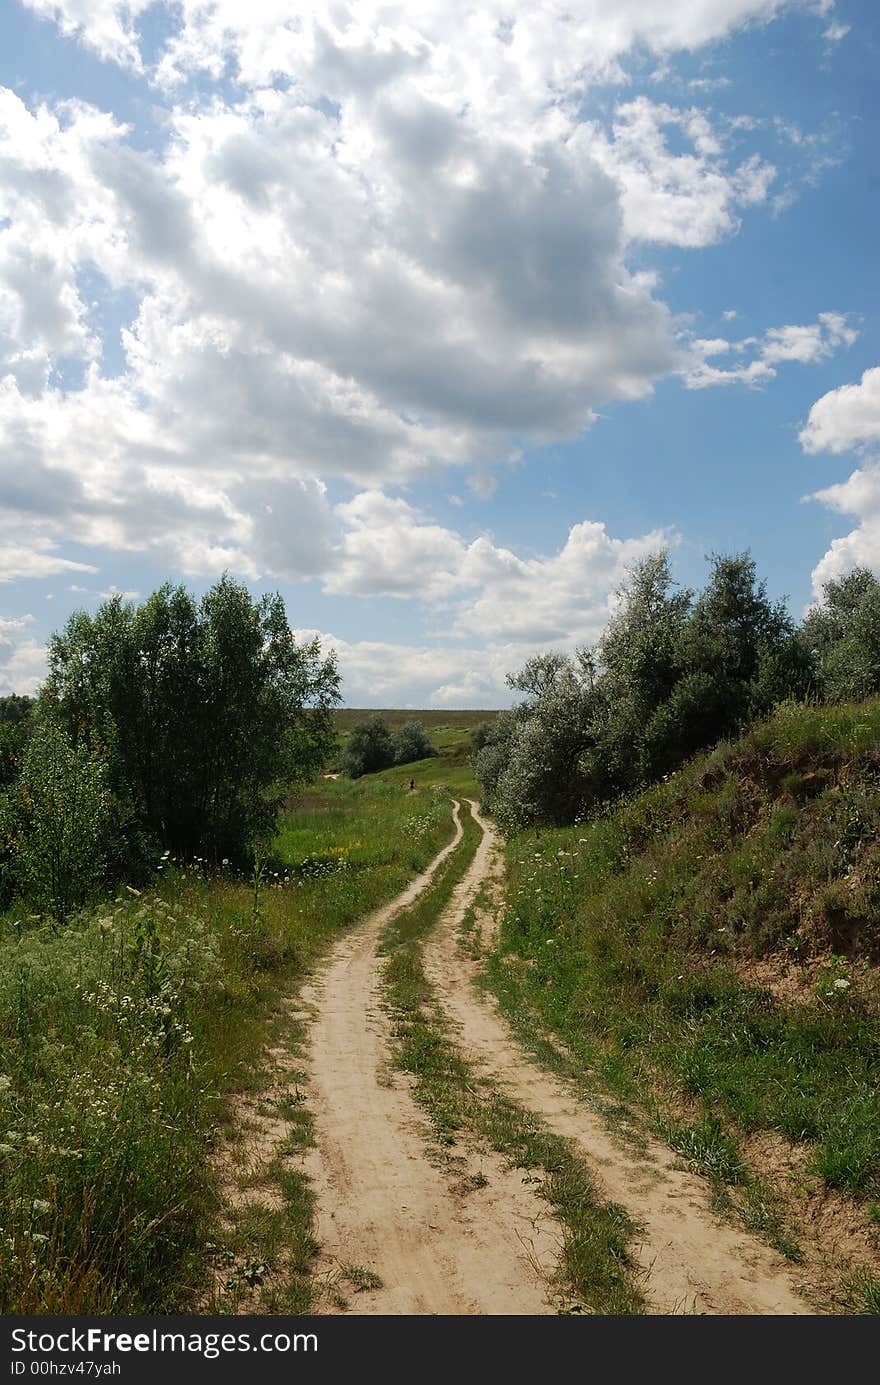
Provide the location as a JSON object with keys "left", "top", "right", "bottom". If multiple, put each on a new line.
{"left": 0, "top": 0, "right": 877, "bottom": 706}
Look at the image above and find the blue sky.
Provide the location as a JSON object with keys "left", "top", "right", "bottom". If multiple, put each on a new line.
{"left": 0, "top": 0, "right": 878, "bottom": 705}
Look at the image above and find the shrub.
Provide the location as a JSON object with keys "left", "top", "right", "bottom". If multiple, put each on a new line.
{"left": 391, "top": 721, "right": 438, "bottom": 766}
{"left": 340, "top": 715, "right": 395, "bottom": 778}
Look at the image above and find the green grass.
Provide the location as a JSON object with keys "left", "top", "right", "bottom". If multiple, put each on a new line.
{"left": 837, "top": 1269, "right": 880, "bottom": 1314}
{"left": 488, "top": 697, "right": 880, "bottom": 1250}
{"left": 0, "top": 769, "right": 460, "bottom": 1313}
{"left": 378, "top": 805, "right": 646, "bottom": 1315}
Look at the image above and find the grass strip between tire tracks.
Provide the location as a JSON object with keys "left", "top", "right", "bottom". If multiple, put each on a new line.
{"left": 378, "top": 802, "right": 647, "bottom": 1316}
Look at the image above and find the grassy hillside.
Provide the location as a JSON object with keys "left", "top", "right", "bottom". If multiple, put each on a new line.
{"left": 332, "top": 708, "right": 497, "bottom": 733}
{"left": 491, "top": 697, "right": 880, "bottom": 1309}
{"left": 325, "top": 716, "right": 483, "bottom": 795}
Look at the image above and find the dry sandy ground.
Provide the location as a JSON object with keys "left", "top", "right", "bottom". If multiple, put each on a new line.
{"left": 289, "top": 799, "right": 815, "bottom": 1315}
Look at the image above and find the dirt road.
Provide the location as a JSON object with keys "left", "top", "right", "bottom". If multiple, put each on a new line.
{"left": 300, "top": 803, "right": 562, "bottom": 1314}
{"left": 299, "top": 797, "right": 812, "bottom": 1315}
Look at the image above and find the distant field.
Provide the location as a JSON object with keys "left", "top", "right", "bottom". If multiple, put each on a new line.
{"left": 332, "top": 708, "right": 499, "bottom": 731}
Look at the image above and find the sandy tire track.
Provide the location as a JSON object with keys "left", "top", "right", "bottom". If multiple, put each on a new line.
{"left": 299, "top": 801, "right": 564, "bottom": 1315}
{"left": 422, "top": 799, "right": 813, "bottom": 1316}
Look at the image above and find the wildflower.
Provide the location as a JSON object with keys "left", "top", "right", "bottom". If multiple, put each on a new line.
{"left": 833, "top": 977, "right": 850, "bottom": 991}
{"left": 0, "top": 1075, "right": 11, "bottom": 1092}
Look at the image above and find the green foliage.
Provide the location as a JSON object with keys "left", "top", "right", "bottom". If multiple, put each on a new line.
{"left": 339, "top": 714, "right": 395, "bottom": 778}
{"left": 0, "top": 695, "right": 35, "bottom": 727}
{"left": 0, "top": 718, "right": 31, "bottom": 790}
{"left": 474, "top": 550, "right": 815, "bottom": 830}
{"left": 12, "top": 705, "right": 110, "bottom": 920}
{"left": 391, "top": 720, "right": 439, "bottom": 766}
{"left": 46, "top": 576, "right": 340, "bottom": 862}
{"left": 805, "top": 567, "right": 880, "bottom": 702}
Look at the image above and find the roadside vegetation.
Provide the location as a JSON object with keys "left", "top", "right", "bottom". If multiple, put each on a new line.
{"left": 472, "top": 555, "right": 880, "bottom": 833}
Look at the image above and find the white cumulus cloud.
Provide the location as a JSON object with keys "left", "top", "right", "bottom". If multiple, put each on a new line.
{"left": 800, "top": 367, "right": 880, "bottom": 454}
{"left": 684, "top": 312, "right": 858, "bottom": 389}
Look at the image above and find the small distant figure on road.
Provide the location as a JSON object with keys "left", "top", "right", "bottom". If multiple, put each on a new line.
{"left": 409, "top": 778, "right": 415, "bottom": 792}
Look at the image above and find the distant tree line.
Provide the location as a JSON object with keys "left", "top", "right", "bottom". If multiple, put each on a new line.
{"left": 0, "top": 577, "right": 340, "bottom": 915}
{"left": 340, "top": 715, "right": 438, "bottom": 778}
{"left": 473, "top": 553, "right": 880, "bottom": 833}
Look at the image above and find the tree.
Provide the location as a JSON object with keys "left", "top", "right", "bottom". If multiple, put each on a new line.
{"left": 472, "top": 657, "right": 600, "bottom": 831}
{"left": 804, "top": 568, "right": 880, "bottom": 701}
{"left": 391, "top": 721, "right": 438, "bottom": 766}
{"left": 597, "top": 553, "right": 693, "bottom": 789}
{"left": 0, "top": 694, "right": 35, "bottom": 726}
{"left": 340, "top": 715, "right": 395, "bottom": 778}
{"left": 631, "top": 553, "right": 811, "bottom": 775}
{"left": 13, "top": 700, "right": 110, "bottom": 919}
{"left": 47, "top": 576, "right": 340, "bottom": 861}
{"left": 0, "top": 695, "right": 35, "bottom": 791}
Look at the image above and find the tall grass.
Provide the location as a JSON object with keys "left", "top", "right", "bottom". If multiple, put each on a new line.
{"left": 492, "top": 699, "right": 880, "bottom": 1205}
{"left": 0, "top": 776, "right": 457, "bottom": 1312}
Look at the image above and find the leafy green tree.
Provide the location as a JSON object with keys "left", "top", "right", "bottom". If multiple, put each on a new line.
{"left": 630, "top": 553, "right": 812, "bottom": 777}
{"left": 0, "top": 699, "right": 35, "bottom": 902}
{"left": 13, "top": 701, "right": 110, "bottom": 919}
{"left": 391, "top": 721, "right": 438, "bottom": 766}
{"left": 804, "top": 568, "right": 880, "bottom": 701}
{"left": 47, "top": 576, "right": 340, "bottom": 861}
{"left": 340, "top": 715, "right": 395, "bottom": 778}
